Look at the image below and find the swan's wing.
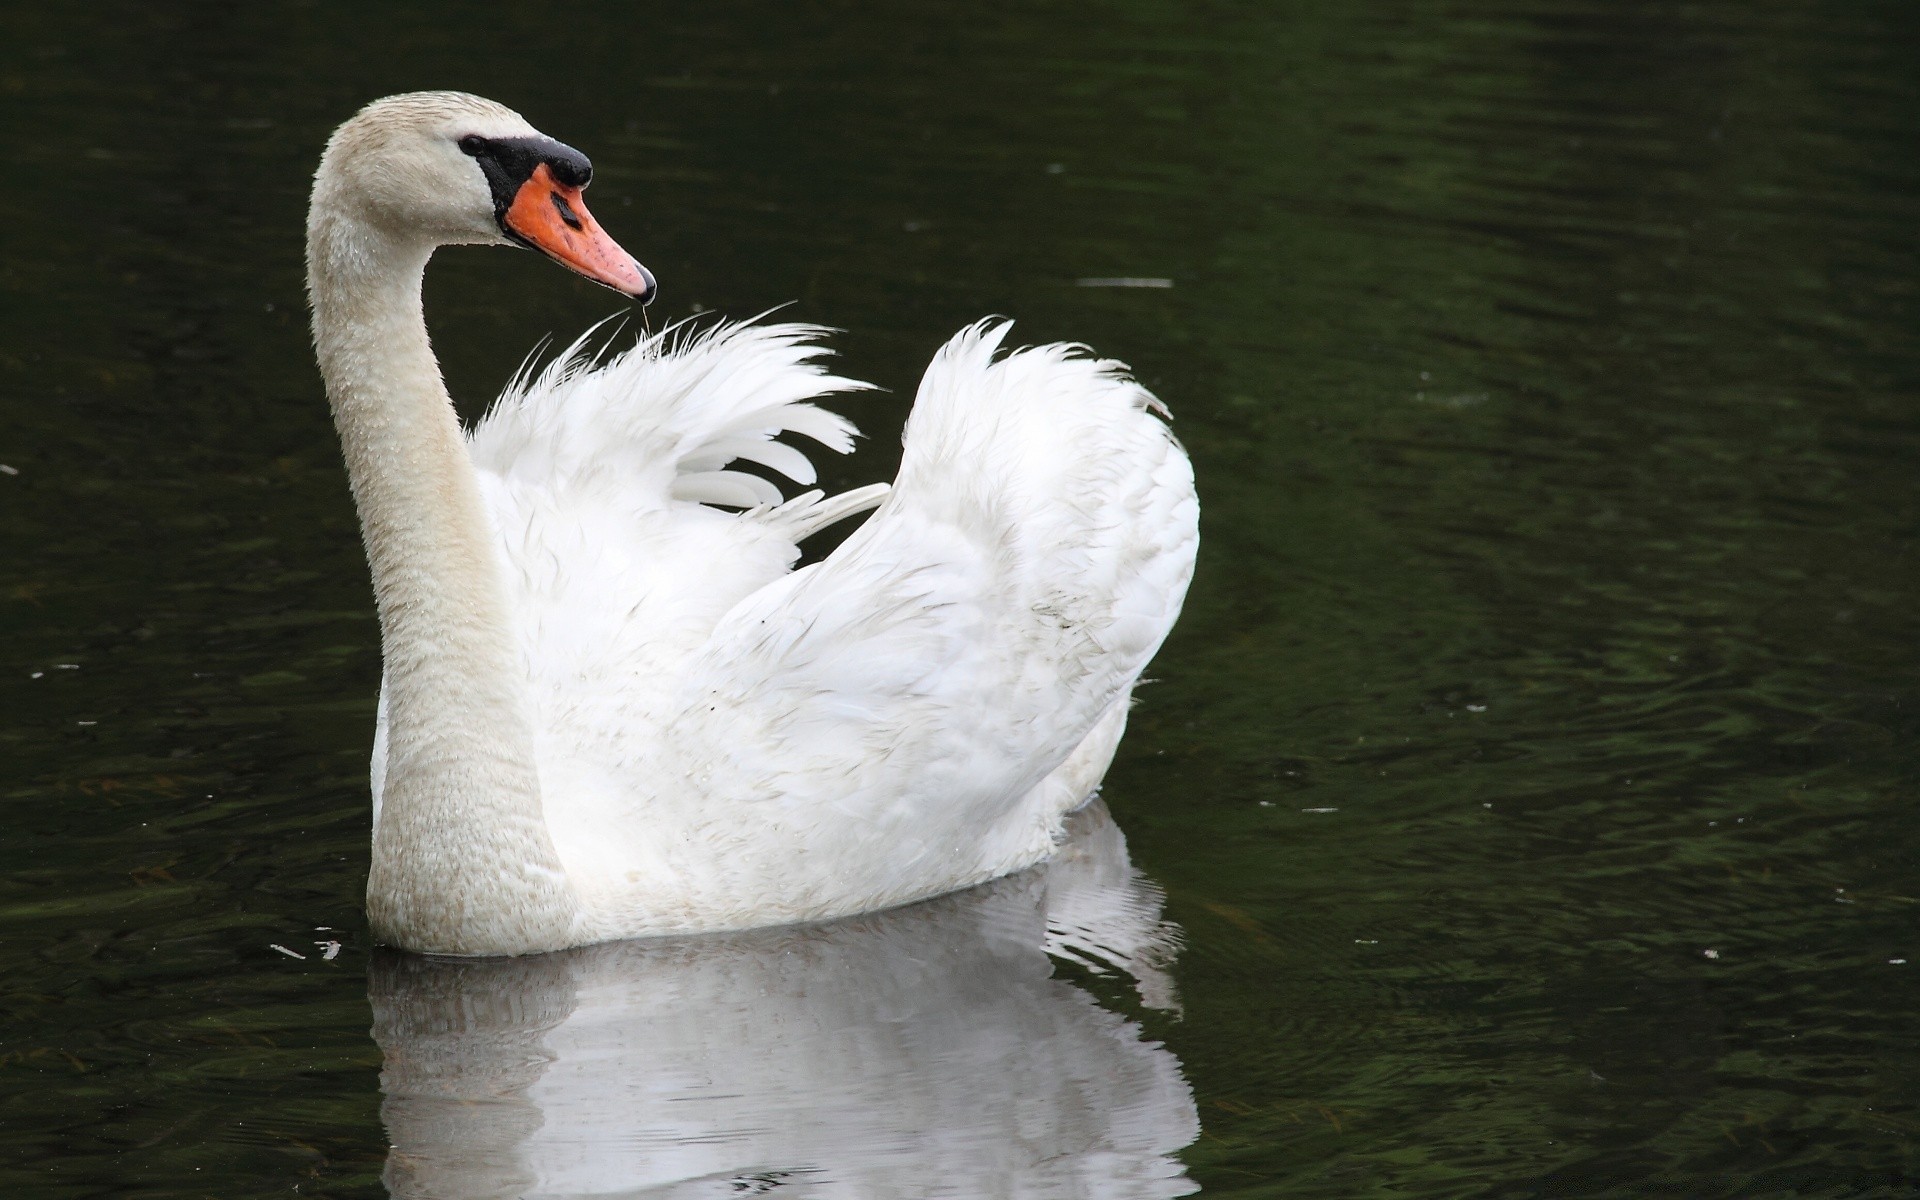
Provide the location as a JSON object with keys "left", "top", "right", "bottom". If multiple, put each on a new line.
{"left": 469, "top": 318, "right": 875, "bottom": 516}
{"left": 462, "top": 321, "right": 887, "bottom": 740}
{"left": 371, "top": 321, "right": 889, "bottom": 823}
{"left": 652, "top": 322, "right": 1198, "bottom": 921}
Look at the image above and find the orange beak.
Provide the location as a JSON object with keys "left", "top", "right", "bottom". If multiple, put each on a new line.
{"left": 503, "top": 163, "right": 656, "bottom": 302}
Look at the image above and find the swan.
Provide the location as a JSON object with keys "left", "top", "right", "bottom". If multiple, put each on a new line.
{"left": 308, "top": 91, "right": 1198, "bottom": 956}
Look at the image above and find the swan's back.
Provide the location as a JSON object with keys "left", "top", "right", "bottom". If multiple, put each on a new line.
{"left": 470, "top": 321, "right": 880, "bottom": 714}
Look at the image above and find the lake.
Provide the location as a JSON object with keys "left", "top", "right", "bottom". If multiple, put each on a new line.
{"left": 1, "top": 1, "right": 1916, "bottom": 1196}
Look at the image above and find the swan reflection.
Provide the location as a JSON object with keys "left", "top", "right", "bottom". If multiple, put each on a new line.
{"left": 371, "top": 802, "right": 1198, "bottom": 1198}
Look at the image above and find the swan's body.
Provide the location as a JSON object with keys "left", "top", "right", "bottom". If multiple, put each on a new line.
{"left": 310, "top": 92, "right": 1198, "bottom": 955}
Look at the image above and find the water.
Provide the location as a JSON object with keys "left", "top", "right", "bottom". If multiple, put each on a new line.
{"left": 2, "top": 1, "right": 1917, "bottom": 1195}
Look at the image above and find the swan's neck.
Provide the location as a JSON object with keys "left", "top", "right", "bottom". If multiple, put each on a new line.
{"left": 308, "top": 205, "right": 578, "bottom": 955}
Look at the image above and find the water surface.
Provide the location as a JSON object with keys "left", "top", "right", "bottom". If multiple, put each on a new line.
{"left": 1, "top": 1, "right": 1917, "bottom": 1196}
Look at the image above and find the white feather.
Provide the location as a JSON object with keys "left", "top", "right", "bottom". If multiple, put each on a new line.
{"left": 407, "top": 317, "right": 1201, "bottom": 942}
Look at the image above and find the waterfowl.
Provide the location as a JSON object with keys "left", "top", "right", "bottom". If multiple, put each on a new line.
{"left": 307, "top": 91, "right": 1197, "bottom": 955}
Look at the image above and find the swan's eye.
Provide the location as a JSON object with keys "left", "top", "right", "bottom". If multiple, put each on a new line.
{"left": 458, "top": 135, "right": 488, "bottom": 156}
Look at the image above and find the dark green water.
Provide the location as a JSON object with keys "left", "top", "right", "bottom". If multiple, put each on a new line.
{"left": 2, "top": 1, "right": 1918, "bottom": 1196}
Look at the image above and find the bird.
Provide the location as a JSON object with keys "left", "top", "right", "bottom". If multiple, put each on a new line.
{"left": 306, "top": 91, "right": 1198, "bottom": 956}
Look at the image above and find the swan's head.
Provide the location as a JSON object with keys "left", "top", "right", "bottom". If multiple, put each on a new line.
{"left": 313, "top": 91, "right": 655, "bottom": 303}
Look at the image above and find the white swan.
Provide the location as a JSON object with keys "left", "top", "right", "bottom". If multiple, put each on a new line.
{"left": 308, "top": 91, "right": 1198, "bottom": 956}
